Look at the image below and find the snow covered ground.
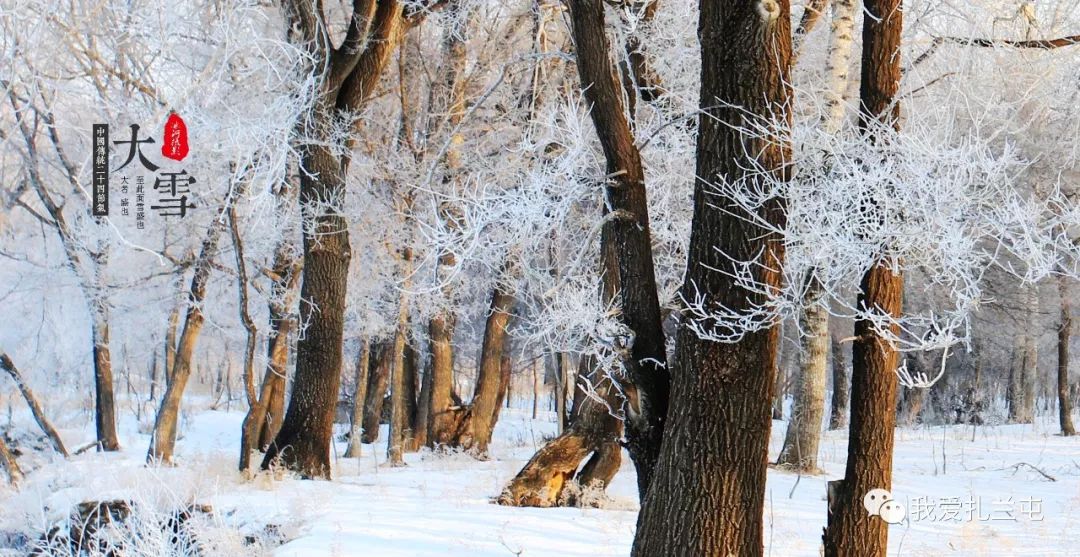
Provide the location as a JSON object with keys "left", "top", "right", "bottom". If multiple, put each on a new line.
{"left": 2, "top": 404, "right": 1078, "bottom": 556}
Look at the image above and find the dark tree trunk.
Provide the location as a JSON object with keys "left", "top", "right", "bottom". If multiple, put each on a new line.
{"left": 829, "top": 334, "right": 849, "bottom": 430}
{"left": 1058, "top": 277, "right": 1075, "bottom": 436}
{"left": 823, "top": 0, "right": 903, "bottom": 553}
{"left": 491, "top": 354, "right": 512, "bottom": 426}
{"left": 92, "top": 314, "right": 120, "bottom": 452}
{"left": 362, "top": 341, "right": 392, "bottom": 443}
{"left": 632, "top": 0, "right": 792, "bottom": 553}
{"left": 412, "top": 344, "right": 432, "bottom": 451}
{"left": 463, "top": 281, "right": 514, "bottom": 456}
{"left": 0, "top": 353, "right": 69, "bottom": 456}
{"left": 567, "top": 0, "right": 669, "bottom": 497}
{"left": 262, "top": 0, "right": 403, "bottom": 478}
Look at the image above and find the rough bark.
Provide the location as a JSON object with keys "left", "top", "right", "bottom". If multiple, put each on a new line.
{"left": 463, "top": 281, "right": 515, "bottom": 456}
{"left": 823, "top": 0, "right": 903, "bottom": 554}
{"left": 344, "top": 339, "right": 371, "bottom": 458}
{"left": 1058, "top": 277, "right": 1075, "bottom": 436}
{"left": 262, "top": 0, "right": 404, "bottom": 479}
{"left": 631, "top": 0, "right": 792, "bottom": 553}
{"left": 0, "top": 353, "right": 69, "bottom": 457}
{"left": 491, "top": 354, "right": 512, "bottom": 426}
{"left": 362, "top": 341, "right": 392, "bottom": 443}
{"left": 567, "top": 0, "right": 670, "bottom": 497}
{"left": 777, "top": 278, "right": 829, "bottom": 472}
{"left": 91, "top": 283, "right": 121, "bottom": 452}
{"left": 427, "top": 314, "right": 457, "bottom": 447}
{"left": 412, "top": 345, "right": 432, "bottom": 451}
{"left": 829, "top": 334, "right": 849, "bottom": 430}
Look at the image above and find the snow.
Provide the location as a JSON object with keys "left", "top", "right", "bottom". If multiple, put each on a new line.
{"left": 2, "top": 405, "right": 1079, "bottom": 556}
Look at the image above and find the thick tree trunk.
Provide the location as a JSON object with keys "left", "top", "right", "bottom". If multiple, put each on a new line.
{"left": 362, "top": 341, "right": 392, "bottom": 443}
{"left": 491, "top": 354, "right": 512, "bottom": 426}
{"left": 0, "top": 353, "right": 69, "bottom": 456}
{"left": 463, "top": 281, "right": 514, "bottom": 456}
{"left": 1058, "top": 277, "right": 1075, "bottom": 436}
{"left": 567, "top": 0, "right": 670, "bottom": 497}
{"left": 427, "top": 314, "right": 457, "bottom": 447}
{"left": 631, "top": 0, "right": 792, "bottom": 553}
{"left": 829, "top": 334, "right": 849, "bottom": 430}
{"left": 1019, "top": 287, "right": 1039, "bottom": 424}
{"left": 262, "top": 0, "right": 403, "bottom": 479}
{"left": 554, "top": 352, "right": 570, "bottom": 434}
{"left": 261, "top": 144, "right": 351, "bottom": 479}
{"left": 823, "top": 0, "right": 903, "bottom": 554}
{"left": 344, "top": 339, "right": 371, "bottom": 457}
{"left": 777, "top": 279, "right": 829, "bottom": 472}
{"left": 413, "top": 345, "right": 432, "bottom": 451}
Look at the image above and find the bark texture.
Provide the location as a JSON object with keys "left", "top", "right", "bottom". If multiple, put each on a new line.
{"left": 463, "top": 282, "right": 514, "bottom": 455}
{"left": 777, "top": 279, "right": 828, "bottom": 472}
{"left": 362, "top": 341, "right": 392, "bottom": 443}
{"left": 631, "top": 0, "right": 792, "bottom": 553}
{"left": 822, "top": 0, "right": 903, "bottom": 553}
{"left": 262, "top": 0, "right": 403, "bottom": 479}
{"left": 567, "top": 0, "right": 669, "bottom": 497}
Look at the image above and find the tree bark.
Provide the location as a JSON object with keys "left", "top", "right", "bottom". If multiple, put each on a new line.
{"left": 567, "top": 0, "right": 670, "bottom": 497}
{"left": 777, "top": 278, "right": 829, "bottom": 472}
{"left": 388, "top": 250, "right": 413, "bottom": 466}
{"left": 362, "top": 341, "right": 392, "bottom": 443}
{"left": 823, "top": 0, "right": 903, "bottom": 554}
{"left": 499, "top": 358, "right": 621, "bottom": 507}
{"left": 463, "top": 280, "right": 514, "bottom": 456}
{"left": 0, "top": 353, "right": 69, "bottom": 456}
{"left": 631, "top": 0, "right": 792, "bottom": 553}
{"left": 1058, "top": 277, "right": 1075, "bottom": 436}
{"left": 262, "top": 0, "right": 404, "bottom": 479}
{"left": 427, "top": 313, "right": 457, "bottom": 447}
{"left": 829, "top": 334, "right": 849, "bottom": 430}
{"left": 345, "top": 339, "right": 371, "bottom": 457}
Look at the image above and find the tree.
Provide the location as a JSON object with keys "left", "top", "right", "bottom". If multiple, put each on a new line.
{"left": 822, "top": 0, "right": 904, "bottom": 553}
{"left": 632, "top": 0, "right": 793, "bottom": 553}
{"left": 1058, "top": 277, "right": 1075, "bottom": 436}
{"left": 262, "top": 0, "right": 408, "bottom": 478}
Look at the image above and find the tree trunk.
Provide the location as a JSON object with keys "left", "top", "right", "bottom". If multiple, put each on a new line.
{"left": 412, "top": 345, "right": 432, "bottom": 451}
{"left": 491, "top": 354, "right": 512, "bottom": 426}
{"left": 829, "top": 334, "right": 849, "bottom": 430}
{"left": 554, "top": 352, "right": 569, "bottom": 434}
{"left": 362, "top": 341, "right": 392, "bottom": 443}
{"left": 567, "top": 0, "right": 669, "bottom": 497}
{"left": 388, "top": 254, "right": 412, "bottom": 466}
{"left": 0, "top": 353, "right": 69, "bottom": 456}
{"left": 499, "top": 358, "right": 621, "bottom": 507}
{"left": 1019, "top": 287, "right": 1039, "bottom": 424}
{"left": 404, "top": 334, "right": 419, "bottom": 448}
{"left": 164, "top": 299, "right": 180, "bottom": 385}
{"left": 345, "top": 339, "right": 371, "bottom": 457}
{"left": 0, "top": 435, "right": 21, "bottom": 486}
{"left": 631, "top": 0, "right": 792, "bottom": 553}
{"left": 1058, "top": 277, "right": 1075, "bottom": 436}
{"left": 427, "top": 313, "right": 457, "bottom": 447}
{"left": 262, "top": 0, "right": 404, "bottom": 479}
{"left": 463, "top": 281, "right": 514, "bottom": 456}
{"left": 823, "top": 0, "right": 903, "bottom": 554}
{"left": 777, "top": 278, "right": 829, "bottom": 472}
{"left": 92, "top": 304, "right": 121, "bottom": 452}
{"left": 149, "top": 180, "right": 245, "bottom": 463}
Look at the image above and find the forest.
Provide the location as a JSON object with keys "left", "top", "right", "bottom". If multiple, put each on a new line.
{"left": 1, "top": 0, "right": 1080, "bottom": 555}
